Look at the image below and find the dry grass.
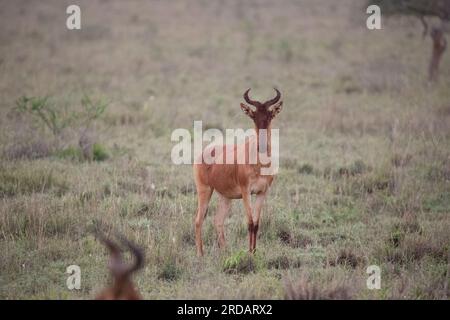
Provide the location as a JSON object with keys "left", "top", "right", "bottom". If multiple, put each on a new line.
{"left": 284, "top": 274, "right": 353, "bottom": 300}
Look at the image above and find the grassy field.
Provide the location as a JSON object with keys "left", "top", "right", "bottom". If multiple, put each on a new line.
{"left": 0, "top": 0, "right": 449, "bottom": 299}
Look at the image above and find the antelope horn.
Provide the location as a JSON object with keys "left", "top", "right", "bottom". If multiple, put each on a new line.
{"left": 116, "top": 233, "right": 144, "bottom": 276}
{"left": 243, "top": 88, "right": 260, "bottom": 107}
{"left": 264, "top": 88, "right": 281, "bottom": 107}
{"left": 96, "top": 231, "right": 127, "bottom": 277}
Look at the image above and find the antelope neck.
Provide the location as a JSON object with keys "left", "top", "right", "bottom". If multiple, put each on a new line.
{"left": 255, "top": 125, "right": 272, "bottom": 156}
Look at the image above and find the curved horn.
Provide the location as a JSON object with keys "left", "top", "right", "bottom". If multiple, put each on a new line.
{"left": 264, "top": 88, "right": 281, "bottom": 107}
{"left": 243, "top": 88, "right": 260, "bottom": 107}
{"left": 96, "top": 231, "right": 126, "bottom": 277}
{"left": 117, "top": 234, "right": 144, "bottom": 276}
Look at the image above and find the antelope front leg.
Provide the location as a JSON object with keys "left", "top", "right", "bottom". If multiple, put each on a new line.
{"left": 195, "top": 186, "right": 213, "bottom": 257}
{"left": 252, "top": 192, "right": 267, "bottom": 253}
{"left": 241, "top": 189, "right": 255, "bottom": 253}
{"left": 214, "top": 194, "right": 232, "bottom": 250}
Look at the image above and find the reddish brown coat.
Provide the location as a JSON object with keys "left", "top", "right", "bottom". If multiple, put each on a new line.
{"left": 194, "top": 89, "right": 283, "bottom": 256}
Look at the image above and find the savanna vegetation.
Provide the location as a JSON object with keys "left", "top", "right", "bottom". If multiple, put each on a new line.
{"left": 0, "top": 0, "right": 449, "bottom": 299}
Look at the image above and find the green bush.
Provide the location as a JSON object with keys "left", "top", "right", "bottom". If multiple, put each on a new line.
{"left": 15, "top": 95, "right": 109, "bottom": 162}
{"left": 15, "top": 96, "right": 72, "bottom": 137}
{"left": 222, "top": 250, "right": 263, "bottom": 274}
{"left": 93, "top": 143, "right": 109, "bottom": 161}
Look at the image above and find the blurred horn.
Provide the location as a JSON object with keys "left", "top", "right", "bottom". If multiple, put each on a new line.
{"left": 264, "top": 88, "right": 281, "bottom": 107}
{"left": 243, "top": 88, "right": 260, "bottom": 107}
{"left": 96, "top": 231, "right": 125, "bottom": 277}
{"left": 117, "top": 233, "right": 144, "bottom": 276}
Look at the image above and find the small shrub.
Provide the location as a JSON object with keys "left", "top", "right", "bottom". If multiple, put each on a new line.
{"left": 80, "top": 94, "right": 108, "bottom": 125}
{"left": 56, "top": 144, "right": 108, "bottom": 162}
{"left": 93, "top": 143, "right": 109, "bottom": 161}
{"left": 222, "top": 250, "right": 262, "bottom": 274}
{"left": 15, "top": 96, "right": 70, "bottom": 137}
{"left": 14, "top": 95, "right": 109, "bottom": 162}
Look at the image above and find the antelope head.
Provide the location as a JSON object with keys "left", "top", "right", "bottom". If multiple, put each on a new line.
{"left": 240, "top": 88, "right": 283, "bottom": 129}
{"left": 95, "top": 231, "right": 144, "bottom": 300}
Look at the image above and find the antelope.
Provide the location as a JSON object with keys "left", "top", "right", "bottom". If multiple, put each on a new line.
{"left": 193, "top": 88, "right": 283, "bottom": 256}
{"left": 95, "top": 231, "right": 144, "bottom": 300}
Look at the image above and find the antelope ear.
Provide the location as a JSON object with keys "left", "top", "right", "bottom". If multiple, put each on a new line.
{"left": 270, "top": 101, "right": 283, "bottom": 118}
{"left": 240, "top": 103, "right": 255, "bottom": 119}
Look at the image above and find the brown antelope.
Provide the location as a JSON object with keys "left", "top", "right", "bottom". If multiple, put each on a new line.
{"left": 193, "top": 88, "right": 283, "bottom": 256}
{"left": 95, "top": 232, "right": 144, "bottom": 300}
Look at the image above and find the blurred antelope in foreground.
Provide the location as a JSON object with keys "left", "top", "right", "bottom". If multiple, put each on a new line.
{"left": 95, "top": 231, "right": 144, "bottom": 300}
{"left": 194, "top": 88, "right": 283, "bottom": 256}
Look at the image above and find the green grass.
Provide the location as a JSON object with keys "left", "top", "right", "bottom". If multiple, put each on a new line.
{"left": 55, "top": 147, "right": 83, "bottom": 161}
{"left": 92, "top": 143, "right": 109, "bottom": 162}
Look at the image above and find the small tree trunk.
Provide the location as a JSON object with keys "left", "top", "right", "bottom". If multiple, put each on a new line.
{"left": 79, "top": 129, "right": 94, "bottom": 162}
{"left": 428, "top": 27, "right": 447, "bottom": 82}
